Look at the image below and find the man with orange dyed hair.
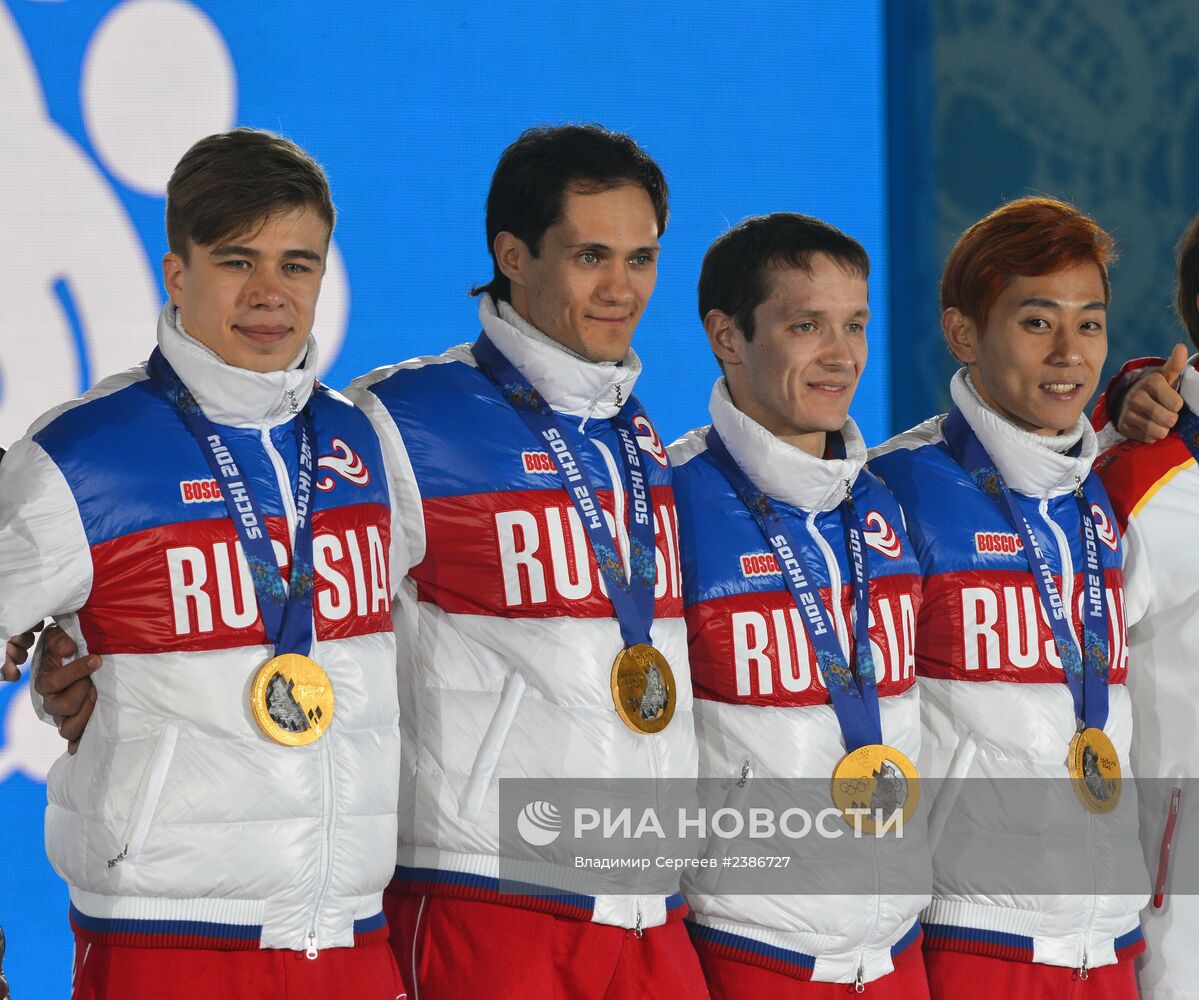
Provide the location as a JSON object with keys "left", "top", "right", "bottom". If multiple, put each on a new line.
{"left": 870, "top": 197, "right": 1149, "bottom": 999}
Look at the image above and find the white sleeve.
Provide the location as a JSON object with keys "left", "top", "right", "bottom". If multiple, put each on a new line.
{"left": 1121, "top": 513, "right": 1151, "bottom": 630}
{"left": 343, "top": 383, "right": 425, "bottom": 587}
{"left": 0, "top": 436, "right": 92, "bottom": 637}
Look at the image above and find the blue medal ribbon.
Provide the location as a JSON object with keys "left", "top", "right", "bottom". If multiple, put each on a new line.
{"left": 471, "top": 334, "right": 657, "bottom": 648}
{"left": 147, "top": 348, "right": 317, "bottom": 658}
{"left": 704, "top": 428, "right": 883, "bottom": 752}
{"left": 942, "top": 407, "right": 1110, "bottom": 730}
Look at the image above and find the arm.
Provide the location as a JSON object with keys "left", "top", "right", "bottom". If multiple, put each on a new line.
{"left": 343, "top": 381, "right": 426, "bottom": 586}
{"left": 0, "top": 436, "right": 92, "bottom": 636}
{"left": 0, "top": 436, "right": 97, "bottom": 744}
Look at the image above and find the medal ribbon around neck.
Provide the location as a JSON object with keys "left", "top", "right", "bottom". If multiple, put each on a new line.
{"left": 942, "top": 407, "right": 1110, "bottom": 731}
{"left": 704, "top": 428, "right": 882, "bottom": 752}
{"left": 147, "top": 348, "right": 318, "bottom": 657}
{"left": 148, "top": 349, "right": 331, "bottom": 746}
{"left": 471, "top": 333, "right": 658, "bottom": 649}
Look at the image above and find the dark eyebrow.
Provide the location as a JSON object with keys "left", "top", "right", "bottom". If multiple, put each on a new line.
{"left": 282, "top": 248, "right": 324, "bottom": 263}
{"left": 209, "top": 245, "right": 323, "bottom": 263}
{"left": 1020, "top": 297, "right": 1107, "bottom": 311}
{"left": 563, "top": 242, "right": 661, "bottom": 254}
{"left": 209, "top": 245, "right": 259, "bottom": 259}
{"left": 788, "top": 307, "right": 871, "bottom": 319}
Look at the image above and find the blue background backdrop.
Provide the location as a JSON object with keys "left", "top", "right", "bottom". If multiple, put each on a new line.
{"left": 0, "top": 0, "right": 891, "bottom": 993}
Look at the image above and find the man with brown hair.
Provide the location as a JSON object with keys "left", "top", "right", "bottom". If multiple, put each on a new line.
{"left": 0, "top": 128, "right": 407, "bottom": 998}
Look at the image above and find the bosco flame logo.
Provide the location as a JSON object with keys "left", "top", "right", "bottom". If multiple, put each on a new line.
{"left": 862, "top": 510, "right": 902, "bottom": 559}
{"left": 316, "top": 439, "right": 370, "bottom": 490}
{"left": 1090, "top": 504, "right": 1119, "bottom": 552}
{"left": 632, "top": 415, "right": 669, "bottom": 468}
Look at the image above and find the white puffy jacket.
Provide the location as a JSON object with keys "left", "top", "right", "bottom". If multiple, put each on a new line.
{"left": 869, "top": 371, "right": 1149, "bottom": 971}
{"left": 345, "top": 297, "right": 698, "bottom": 931}
{"left": 669, "top": 382, "right": 928, "bottom": 986}
{"left": 1096, "top": 358, "right": 1199, "bottom": 998}
{"left": 0, "top": 307, "right": 402, "bottom": 953}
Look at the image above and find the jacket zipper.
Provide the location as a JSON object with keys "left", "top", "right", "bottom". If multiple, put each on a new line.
{"left": 107, "top": 721, "right": 180, "bottom": 867}
{"left": 1041, "top": 482, "right": 1098, "bottom": 977}
{"left": 810, "top": 483, "right": 883, "bottom": 991}
{"left": 261, "top": 417, "right": 335, "bottom": 958}
{"left": 1154, "top": 786, "right": 1183, "bottom": 908}
{"left": 805, "top": 505, "right": 851, "bottom": 662}
{"left": 591, "top": 389, "right": 659, "bottom": 927}
{"left": 1037, "top": 492, "right": 1079, "bottom": 652}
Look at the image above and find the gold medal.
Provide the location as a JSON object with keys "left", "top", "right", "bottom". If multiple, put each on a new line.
{"left": 250, "top": 653, "right": 335, "bottom": 746}
{"left": 830, "top": 744, "right": 920, "bottom": 833}
{"left": 1068, "top": 727, "right": 1121, "bottom": 814}
{"left": 611, "top": 644, "right": 676, "bottom": 735}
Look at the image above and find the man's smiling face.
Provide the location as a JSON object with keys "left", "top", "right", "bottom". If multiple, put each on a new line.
{"left": 163, "top": 204, "right": 328, "bottom": 372}
{"left": 501, "top": 184, "right": 661, "bottom": 363}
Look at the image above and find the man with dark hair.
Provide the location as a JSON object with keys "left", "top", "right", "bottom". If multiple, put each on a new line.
{"left": 33, "top": 122, "right": 707, "bottom": 998}
{"left": 870, "top": 198, "right": 1148, "bottom": 999}
{"left": 1086, "top": 207, "right": 1199, "bottom": 1000}
{"left": 670, "top": 214, "right": 930, "bottom": 997}
{"left": 472, "top": 123, "right": 669, "bottom": 307}
{"left": 340, "top": 123, "right": 706, "bottom": 999}
{"left": 0, "top": 128, "right": 407, "bottom": 997}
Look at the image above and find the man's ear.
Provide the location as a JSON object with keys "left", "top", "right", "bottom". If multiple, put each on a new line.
{"left": 942, "top": 307, "right": 979, "bottom": 365}
{"left": 162, "top": 252, "right": 185, "bottom": 304}
{"left": 705, "top": 309, "right": 743, "bottom": 368}
{"left": 494, "top": 231, "right": 531, "bottom": 293}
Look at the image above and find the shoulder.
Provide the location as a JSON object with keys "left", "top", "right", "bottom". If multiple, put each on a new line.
{"left": 1094, "top": 432, "right": 1195, "bottom": 531}
{"left": 345, "top": 344, "right": 477, "bottom": 398}
{"left": 666, "top": 425, "right": 711, "bottom": 472}
{"left": 866, "top": 415, "right": 954, "bottom": 494}
{"left": 30, "top": 364, "right": 153, "bottom": 458}
{"left": 867, "top": 414, "right": 946, "bottom": 464}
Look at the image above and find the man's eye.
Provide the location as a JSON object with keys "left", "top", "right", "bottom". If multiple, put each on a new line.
{"left": 630, "top": 254, "right": 653, "bottom": 267}
{"left": 793, "top": 322, "right": 816, "bottom": 333}
{"left": 284, "top": 262, "right": 311, "bottom": 274}
{"left": 1080, "top": 320, "right": 1104, "bottom": 333}
{"left": 847, "top": 322, "right": 865, "bottom": 334}
{"left": 1025, "top": 317, "right": 1050, "bottom": 330}
{"left": 579, "top": 251, "right": 599, "bottom": 264}
{"left": 224, "top": 259, "right": 250, "bottom": 270}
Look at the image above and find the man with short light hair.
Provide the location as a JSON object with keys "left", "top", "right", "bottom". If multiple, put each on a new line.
{"left": 0, "top": 128, "right": 407, "bottom": 998}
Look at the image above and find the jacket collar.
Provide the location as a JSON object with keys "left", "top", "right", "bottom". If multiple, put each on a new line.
{"left": 708, "top": 377, "right": 865, "bottom": 513}
{"left": 949, "top": 368, "right": 1097, "bottom": 499}
{"left": 157, "top": 303, "right": 318, "bottom": 429}
{"left": 478, "top": 295, "right": 641, "bottom": 421}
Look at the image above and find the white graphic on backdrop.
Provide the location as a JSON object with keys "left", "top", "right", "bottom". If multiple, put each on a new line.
{"left": 0, "top": 0, "right": 159, "bottom": 447}
{"left": 0, "top": 0, "right": 350, "bottom": 450}
{"left": 82, "top": 0, "right": 237, "bottom": 194}
{"left": 0, "top": 682, "right": 64, "bottom": 785}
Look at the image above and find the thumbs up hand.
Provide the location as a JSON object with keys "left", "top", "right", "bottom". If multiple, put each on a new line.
{"left": 1116, "top": 343, "right": 1190, "bottom": 442}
